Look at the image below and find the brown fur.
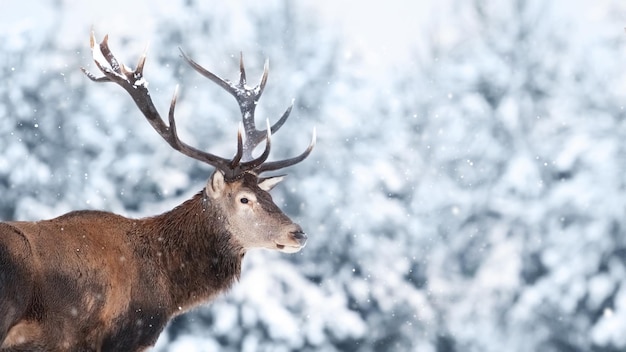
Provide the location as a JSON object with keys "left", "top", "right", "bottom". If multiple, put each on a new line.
{"left": 0, "top": 172, "right": 304, "bottom": 352}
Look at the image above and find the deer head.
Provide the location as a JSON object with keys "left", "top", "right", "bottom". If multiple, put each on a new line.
{"left": 82, "top": 33, "right": 315, "bottom": 253}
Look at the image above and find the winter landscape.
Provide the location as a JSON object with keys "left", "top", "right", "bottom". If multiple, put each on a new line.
{"left": 1, "top": 0, "right": 626, "bottom": 351}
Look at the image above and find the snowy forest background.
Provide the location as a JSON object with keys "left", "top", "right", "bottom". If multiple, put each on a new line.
{"left": 2, "top": 0, "right": 626, "bottom": 351}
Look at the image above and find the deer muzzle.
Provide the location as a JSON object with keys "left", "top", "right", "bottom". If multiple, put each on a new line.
{"left": 274, "top": 228, "right": 307, "bottom": 253}
{"left": 291, "top": 230, "right": 307, "bottom": 246}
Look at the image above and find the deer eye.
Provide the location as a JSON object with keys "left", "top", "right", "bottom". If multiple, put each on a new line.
{"left": 240, "top": 197, "right": 249, "bottom": 204}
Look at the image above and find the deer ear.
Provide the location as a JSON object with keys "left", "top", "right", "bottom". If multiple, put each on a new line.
{"left": 206, "top": 170, "right": 226, "bottom": 198}
{"left": 258, "top": 175, "right": 285, "bottom": 192}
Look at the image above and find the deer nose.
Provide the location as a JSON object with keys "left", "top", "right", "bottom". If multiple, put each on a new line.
{"left": 291, "top": 230, "right": 307, "bottom": 246}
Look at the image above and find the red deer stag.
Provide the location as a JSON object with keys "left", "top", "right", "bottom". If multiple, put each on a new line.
{"left": 0, "top": 33, "right": 315, "bottom": 352}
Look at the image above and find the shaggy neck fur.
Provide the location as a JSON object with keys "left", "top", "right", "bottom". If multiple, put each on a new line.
{"left": 137, "top": 190, "right": 243, "bottom": 312}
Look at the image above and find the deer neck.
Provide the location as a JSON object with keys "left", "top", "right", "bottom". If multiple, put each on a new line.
{"left": 139, "top": 190, "right": 243, "bottom": 311}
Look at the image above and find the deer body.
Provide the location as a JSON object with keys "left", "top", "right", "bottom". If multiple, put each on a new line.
{"left": 1, "top": 210, "right": 176, "bottom": 351}
{"left": 0, "top": 34, "right": 314, "bottom": 352}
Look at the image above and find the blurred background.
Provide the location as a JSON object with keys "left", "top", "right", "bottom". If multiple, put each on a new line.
{"left": 1, "top": 0, "right": 626, "bottom": 351}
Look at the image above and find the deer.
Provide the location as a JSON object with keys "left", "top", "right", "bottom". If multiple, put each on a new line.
{"left": 0, "top": 32, "right": 315, "bottom": 352}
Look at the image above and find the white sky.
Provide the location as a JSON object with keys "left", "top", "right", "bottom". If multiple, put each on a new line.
{"left": 311, "top": 0, "right": 431, "bottom": 63}
{"left": 0, "top": 0, "right": 431, "bottom": 67}
{"left": 0, "top": 0, "right": 623, "bottom": 72}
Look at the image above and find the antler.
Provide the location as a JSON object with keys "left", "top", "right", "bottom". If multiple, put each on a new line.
{"left": 178, "top": 49, "right": 316, "bottom": 172}
{"left": 81, "top": 32, "right": 315, "bottom": 180}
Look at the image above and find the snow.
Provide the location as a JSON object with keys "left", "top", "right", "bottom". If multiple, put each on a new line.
{"left": 1, "top": 0, "right": 626, "bottom": 351}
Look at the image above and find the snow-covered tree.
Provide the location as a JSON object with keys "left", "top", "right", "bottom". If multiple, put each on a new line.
{"left": 392, "top": 0, "right": 626, "bottom": 350}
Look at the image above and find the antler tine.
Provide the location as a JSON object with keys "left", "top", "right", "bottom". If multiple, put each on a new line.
{"left": 256, "top": 59, "right": 269, "bottom": 98}
{"left": 136, "top": 45, "right": 147, "bottom": 75}
{"left": 241, "top": 99, "right": 291, "bottom": 155}
{"left": 240, "top": 120, "right": 272, "bottom": 170}
{"left": 257, "top": 127, "right": 316, "bottom": 174}
{"left": 271, "top": 100, "right": 293, "bottom": 135}
{"left": 179, "top": 48, "right": 236, "bottom": 97}
{"left": 238, "top": 52, "right": 247, "bottom": 87}
{"left": 167, "top": 85, "right": 183, "bottom": 148}
{"left": 230, "top": 123, "right": 245, "bottom": 169}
